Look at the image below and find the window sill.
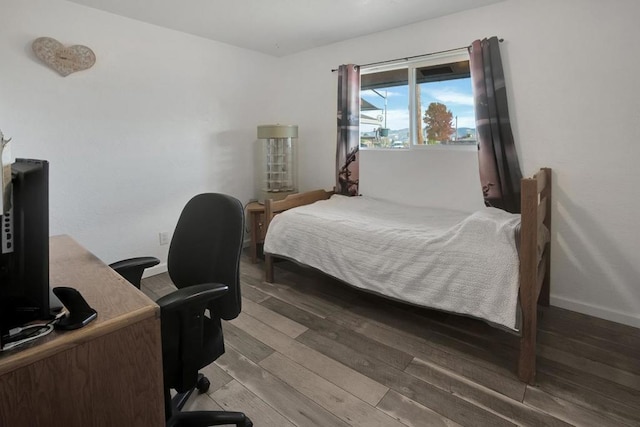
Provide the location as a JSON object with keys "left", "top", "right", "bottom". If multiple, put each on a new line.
{"left": 361, "top": 144, "right": 477, "bottom": 152}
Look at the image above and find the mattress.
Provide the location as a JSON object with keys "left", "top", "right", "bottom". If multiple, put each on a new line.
{"left": 264, "top": 195, "right": 522, "bottom": 330}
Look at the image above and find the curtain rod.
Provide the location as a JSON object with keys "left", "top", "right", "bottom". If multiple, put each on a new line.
{"left": 330, "top": 38, "right": 503, "bottom": 72}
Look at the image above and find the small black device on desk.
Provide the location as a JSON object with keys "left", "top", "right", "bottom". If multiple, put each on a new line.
{"left": 53, "top": 287, "right": 97, "bottom": 330}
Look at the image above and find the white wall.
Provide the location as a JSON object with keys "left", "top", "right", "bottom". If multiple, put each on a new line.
{"left": 272, "top": 0, "right": 640, "bottom": 327}
{"left": 3, "top": 0, "right": 639, "bottom": 328}
{"left": 0, "top": 0, "right": 277, "bottom": 268}
{"left": 359, "top": 148, "right": 485, "bottom": 213}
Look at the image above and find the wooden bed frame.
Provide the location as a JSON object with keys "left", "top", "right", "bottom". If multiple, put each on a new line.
{"left": 263, "top": 168, "right": 551, "bottom": 384}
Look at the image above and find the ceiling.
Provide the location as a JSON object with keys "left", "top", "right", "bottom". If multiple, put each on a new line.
{"left": 67, "top": 0, "right": 506, "bottom": 57}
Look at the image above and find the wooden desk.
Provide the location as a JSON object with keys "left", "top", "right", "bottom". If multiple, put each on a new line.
{"left": 0, "top": 235, "right": 164, "bottom": 427}
{"left": 246, "top": 202, "right": 266, "bottom": 263}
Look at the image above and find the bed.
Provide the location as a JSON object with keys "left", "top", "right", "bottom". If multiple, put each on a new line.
{"left": 262, "top": 167, "right": 551, "bottom": 384}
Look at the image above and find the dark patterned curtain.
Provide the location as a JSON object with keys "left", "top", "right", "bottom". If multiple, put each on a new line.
{"left": 336, "top": 64, "right": 360, "bottom": 196}
{"left": 469, "top": 37, "right": 522, "bottom": 213}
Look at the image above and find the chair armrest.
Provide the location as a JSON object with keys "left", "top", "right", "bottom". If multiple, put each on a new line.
{"left": 109, "top": 256, "right": 160, "bottom": 288}
{"left": 157, "top": 283, "right": 230, "bottom": 392}
{"left": 156, "top": 283, "right": 228, "bottom": 313}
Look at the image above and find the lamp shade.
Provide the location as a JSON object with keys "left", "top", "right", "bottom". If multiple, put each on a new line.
{"left": 257, "top": 124, "right": 298, "bottom": 139}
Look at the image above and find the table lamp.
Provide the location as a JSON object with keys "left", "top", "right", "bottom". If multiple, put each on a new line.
{"left": 257, "top": 124, "right": 298, "bottom": 203}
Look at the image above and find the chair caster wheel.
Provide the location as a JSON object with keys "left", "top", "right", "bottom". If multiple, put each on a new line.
{"left": 196, "top": 376, "right": 210, "bottom": 394}
{"left": 241, "top": 418, "right": 253, "bottom": 427}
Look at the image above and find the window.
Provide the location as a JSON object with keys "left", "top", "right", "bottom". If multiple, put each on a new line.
{"left": 359, "top": 51, "right": 476, "bottom": 149}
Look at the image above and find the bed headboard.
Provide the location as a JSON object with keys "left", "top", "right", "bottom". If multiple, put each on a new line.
{"left": 359, "top": 148, "right": 485, "bottom": 213}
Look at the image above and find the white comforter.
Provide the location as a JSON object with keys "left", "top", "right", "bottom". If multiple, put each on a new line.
{"left": 264, "top": 195, "right": 522, "bottom": 330}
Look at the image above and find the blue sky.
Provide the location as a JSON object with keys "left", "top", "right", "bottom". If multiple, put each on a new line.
{"left": 361, "top": 77, "right": 475, "bottom": 132}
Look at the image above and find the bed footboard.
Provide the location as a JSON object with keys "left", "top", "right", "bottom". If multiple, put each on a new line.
{"left": 264, "top": 189, "right": 334, "bottom": 282}
{"left": 518, "top": 167, "right": 552, "bottom": 384}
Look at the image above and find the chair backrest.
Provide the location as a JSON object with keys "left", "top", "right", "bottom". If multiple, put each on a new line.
{"left": 167, "top": 193, "right": 244, "bottom": 320}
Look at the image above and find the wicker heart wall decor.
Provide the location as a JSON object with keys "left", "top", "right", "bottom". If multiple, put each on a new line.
{"left": 32, "top": 37, "right": 96, "bottom": 77}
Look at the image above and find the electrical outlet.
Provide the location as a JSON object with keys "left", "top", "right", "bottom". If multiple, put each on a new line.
{"left": 159, "top": 231, "right": 170, "bottom": 246}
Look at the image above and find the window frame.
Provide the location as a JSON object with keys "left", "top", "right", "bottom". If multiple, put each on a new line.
{"left": 360, "top": 49, "right": 476, "bottom": 151}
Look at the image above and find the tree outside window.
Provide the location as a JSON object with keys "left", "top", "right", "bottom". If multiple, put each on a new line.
{"left": 423, "top": 102, "right": 454, "bottom": 144}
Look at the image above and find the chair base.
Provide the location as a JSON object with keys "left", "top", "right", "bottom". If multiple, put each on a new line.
{"left": 167, "top": 411, "right": 253, "bottom": 427}
{"left": 166, "top": 373, "right": 252, "bottom": 427}
{"left": 171, "top": 373, "right": 209, "bottom": 412}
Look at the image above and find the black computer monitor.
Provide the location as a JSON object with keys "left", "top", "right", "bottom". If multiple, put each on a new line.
{"left": 0, "top": 159, "right": 50, "bottom": 331}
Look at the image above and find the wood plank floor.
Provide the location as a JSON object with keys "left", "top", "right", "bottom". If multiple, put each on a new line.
{"left": 141, "top": 255, "right": 640, "bottom": 427}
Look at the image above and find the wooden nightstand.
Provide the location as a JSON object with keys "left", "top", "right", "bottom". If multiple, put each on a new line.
{"left": 246, "top": 202, "right": 266, "bottom": 263}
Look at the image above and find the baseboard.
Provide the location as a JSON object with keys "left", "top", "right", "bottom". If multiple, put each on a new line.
{"left": 139, "top": 265, "right": 638, "bottom": 328}
{"left": 142, "top": 262, "right": 168, "bottom": 278}
{"left": 550, "top": 295, "right": 640, "bottom": 328}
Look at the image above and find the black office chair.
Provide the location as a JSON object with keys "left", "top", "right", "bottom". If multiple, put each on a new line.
{"left": 110, "top": 193, "right": 252, "bottom": 427}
